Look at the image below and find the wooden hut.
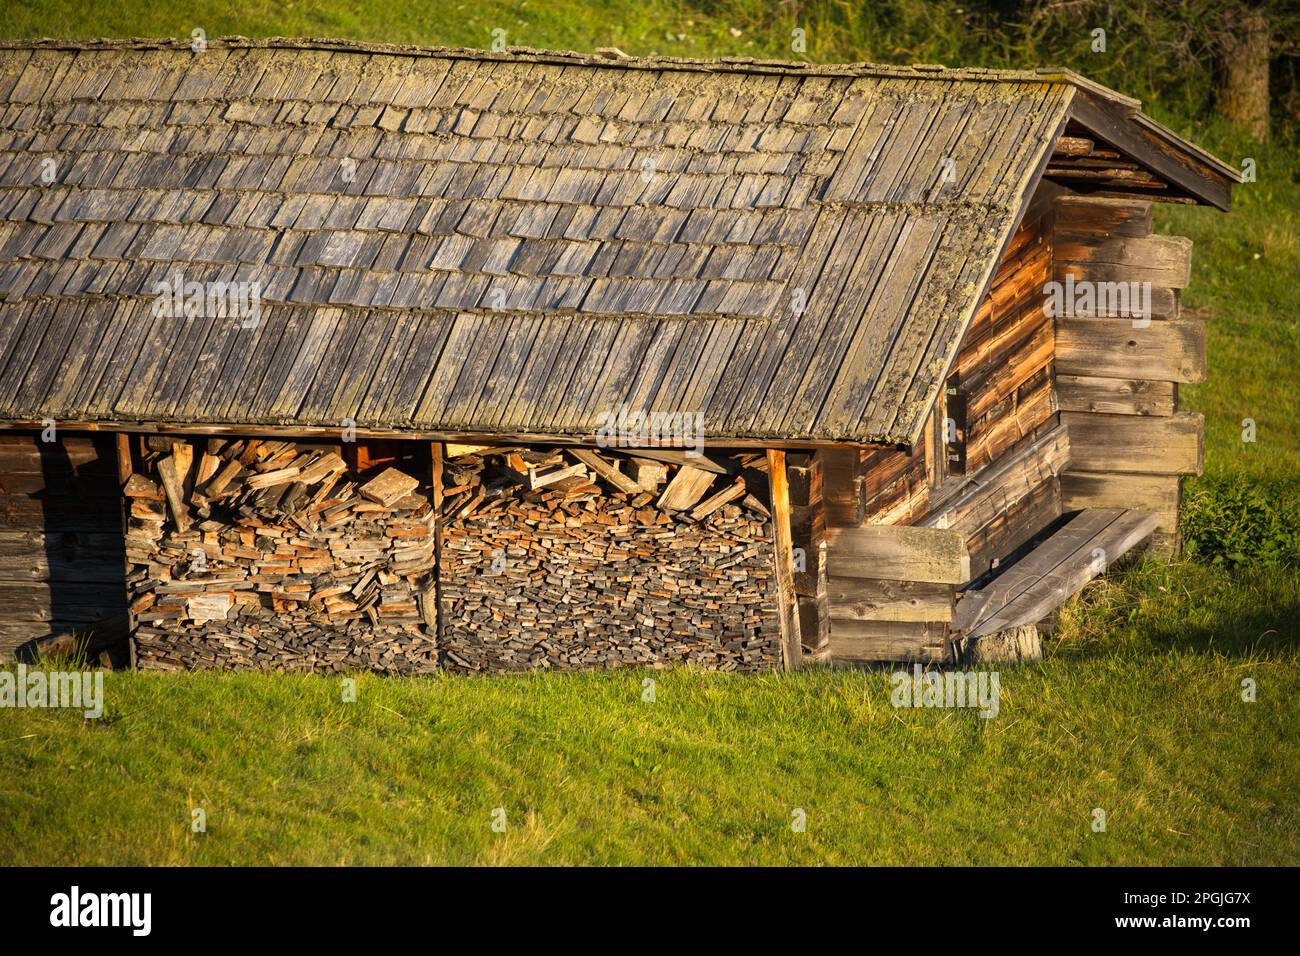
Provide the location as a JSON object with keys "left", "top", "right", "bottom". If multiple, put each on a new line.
{"left": 0, "top": 39, "right": 1239, "bottom": 670}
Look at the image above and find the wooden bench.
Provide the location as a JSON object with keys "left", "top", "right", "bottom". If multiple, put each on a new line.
{"left": 953, "top": 508, "right": 1160, "bottom": 642}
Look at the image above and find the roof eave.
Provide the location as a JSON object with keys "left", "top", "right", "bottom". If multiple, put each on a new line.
{"left": 1067, "top": 90, "right": 1241, "bottom": 211}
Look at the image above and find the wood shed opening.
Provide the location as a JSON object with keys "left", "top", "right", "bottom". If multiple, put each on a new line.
{"left": 116, "top": 434, "right": 792, "bottom": 673}
{"left": 0, "top": 431, "right": 128, "bottom": 664}
{"left": 342, "top": 439, "right": 431, "bottom": 482}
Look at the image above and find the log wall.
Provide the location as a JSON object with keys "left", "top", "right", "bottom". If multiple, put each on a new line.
{"left": 1052, "top": 193, "right": 1202, "bottom": 555}
{"left": 0, "top": 432, "right": 127, "bottom": 660}
{"left": 951, "top": 193, "right": 1059, "bottom": 478}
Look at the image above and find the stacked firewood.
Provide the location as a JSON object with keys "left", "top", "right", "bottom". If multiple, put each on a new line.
{"left": 438, "top": 445, "right": 782, "bottom": 672}
{"left": 125, "top": 438, "right": 438, "bottom": 673}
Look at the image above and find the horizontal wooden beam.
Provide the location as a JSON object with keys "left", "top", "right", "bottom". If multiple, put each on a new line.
{"left": 1055, "top": 234, "right": 1193, "bottom": 288}
{"left": 826, "top": 577, "right": 953, "bottom": 623}
{"left": 1046, "top": 283, "right": 1179, "bottom": 319}
{"left": 1056, "top": 316, "right": 1205, "bottom": 383}
{"left": 0, "top": 531, "right": 127, "bottom": 583}
{"left": 825, "top": 524, "right": 970, "bottom": 585}
{"left": 1062, "top": 411, "right": 1203, "bottom": 475}
{"left": 1060, "top": 471, "right": 1180, "bottom": 533}
{"left": 1057, "top": 374, "right": 1176, "bottom": 416}
{"left": 0, "top": 581, "right": 123, "bottom": 622}
{"left": 827, "top": 619, "right": 949, "bottom": 664}
{"left": 1054, "top": 195, "right": 1153, "bottom": 238}
{"left": 0, "top": 420, "right": 875, "bottom": 453}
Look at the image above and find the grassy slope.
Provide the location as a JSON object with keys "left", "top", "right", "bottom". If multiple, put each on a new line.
{"left": 2, "top": 622, "right": 1295, "bottom": 866}
{"left": 0, "top": 2, "right": 1297, "bottom": 865}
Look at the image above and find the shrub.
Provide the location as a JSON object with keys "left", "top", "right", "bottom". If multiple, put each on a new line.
{"left": 1182, "top": 475, "right": 1300, "bottom": 568}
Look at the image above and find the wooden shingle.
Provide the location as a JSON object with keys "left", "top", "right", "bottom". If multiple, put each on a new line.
{"left": 0, "top": 37, "right": 1231, "bottom": 444}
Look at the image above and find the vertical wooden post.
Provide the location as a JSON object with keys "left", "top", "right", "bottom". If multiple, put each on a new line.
{"left": 430, "top": 441, "right": 444, "bottom": 510}
{"left": 428, "top": 442, "right": 444, "bottom": 657}
{"left": 115, "top": 432, "right": 133, "bottom": 486}
{"left": 114, "top": 432, "right": 137, "bottom": 670}
{"left": 767, "top": 449, "right": 802, "bottom": 670}
{"left": 788, "top": 452, "right": 829, "bottom": 660}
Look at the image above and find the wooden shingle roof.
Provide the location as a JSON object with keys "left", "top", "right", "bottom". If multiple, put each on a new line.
{"left": 0, "top": 38, "right": 1228, "bottom": 445}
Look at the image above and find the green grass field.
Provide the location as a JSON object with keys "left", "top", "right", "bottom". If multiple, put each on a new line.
{"left": 1, "top": 2, "right": 1297, "bottom": 866}
{"left": 3, "top": 583, "right": 1296, "bottom": 866}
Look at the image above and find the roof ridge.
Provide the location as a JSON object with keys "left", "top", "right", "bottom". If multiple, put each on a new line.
{"left": 0, "top": 35, "right": 1138, "bottom": 105}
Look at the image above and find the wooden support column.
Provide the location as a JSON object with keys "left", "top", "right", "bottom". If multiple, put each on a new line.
{"left": 767, "top": 449, "right": 802, "bottom": 669}
{"left": 787, "top": 452, "right": 829, "bottom": 660}
{"left": 115, "top": 432, "right": 137, "bottom": 669}
{"left": 426, "top": 442, "right": 444, "bottom": 644}
{"left": 820, "top": 447, "right": 864, "bottom": 527}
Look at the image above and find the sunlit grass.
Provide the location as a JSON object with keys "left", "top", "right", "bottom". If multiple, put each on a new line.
{"left": 2, "top": 558, "right": 1296, "bottom": 866}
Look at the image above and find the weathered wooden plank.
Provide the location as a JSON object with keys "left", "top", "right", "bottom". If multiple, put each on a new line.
{"left": 154, "top": 454, "right": 191, "bottom": 532}
{"left": 0, "top": 531, "right": 127, "bottom": 583}
{"left": 1062, "top": 410, "right": 1203, "bottom": 475}
{"left": 690, "top": 478, "right": 747, "bottom": 521}
{"left": 569, "top": 448, "right": 650, "bottom": 495}
{"left": 1052, "top": 135, "right": 1096, "bottom": 158}
{"left": 828, "top": 619, "right": 948, "bottom": 664}
{"left": 825, "top": 524, "right": 970, "bottom": 585}
{"left": 527, "top": 461, "right": 588, "bottom": 490}
{"left": 1056, "top": 374, "right": 1176, "bottom": 416}
{"left": 952, "top": 507, "right": 1121, "bottom": 633}
{"left": 1054, "top": 195, "right": 1153, "bottom": 238}
{"left": 1056, "top": 316, "right": 1205, "bottom": 383}
{"left": 964, "top": 509, "right": 1160, "bottom": 637}
{"left": 827, "top": 576, "right": 953, "bottom": 622}
{"left": 656, "top": 464, "right": 715, "bottom": 511}
{"left": 610, "top": 447, "right": 732, "bottom": 474}
{"left": 1046, "top": 283, "right": 1179, "bottom": 319}
{"left": 0, "top": 581, "right": 126, "bottom": 621}
{"left": 1053, "top": 231, "right": 1192, "bottom": 291}
{"left": 767, "top": 450, "right": 802, "bottom": 669}
{"left": 114, "top": 432, "right": 133, "bottom": 487}
{"left": 359, "top": 466, "right": 420, "bottom": 505}
{"left": 1060, "top": 470, "right": 1180, "bottom": 532}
